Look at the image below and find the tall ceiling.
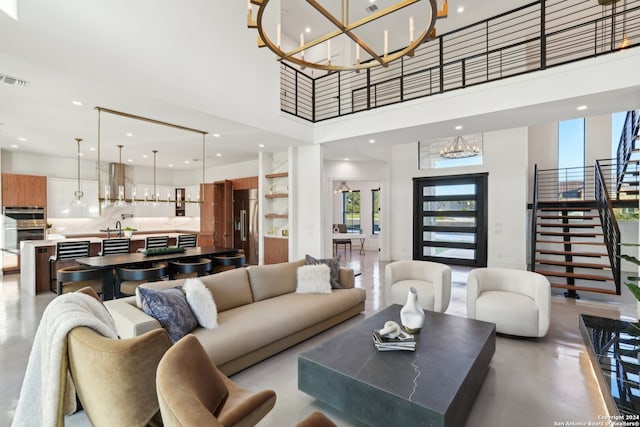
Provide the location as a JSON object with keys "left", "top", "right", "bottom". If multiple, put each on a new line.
{"left": 0, "top": 1, "right": 636, "bottom": 171}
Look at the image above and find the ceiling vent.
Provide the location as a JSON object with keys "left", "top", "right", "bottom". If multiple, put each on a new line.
{"left": 365, "top": 4, "right": 378, "bottom": 13}
{"left": 0, "top": 74, "right": 29, "bottom": 88}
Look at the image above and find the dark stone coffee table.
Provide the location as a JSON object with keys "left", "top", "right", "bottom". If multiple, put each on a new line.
{"left": 298, "top": 305, "right": 496, "bottom": 427}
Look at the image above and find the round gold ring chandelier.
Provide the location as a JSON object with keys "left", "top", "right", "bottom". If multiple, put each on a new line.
{"left": 248, "top": 0, "right": 448, "bottom": 72}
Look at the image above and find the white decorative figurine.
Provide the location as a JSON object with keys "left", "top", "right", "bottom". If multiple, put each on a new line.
{"left": 400, "top": 287, "right": 425, "bottom": 333}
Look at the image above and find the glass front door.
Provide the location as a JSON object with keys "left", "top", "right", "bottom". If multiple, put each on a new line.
{"left": 413, "top": 173, "right": 488, "bottom": 267}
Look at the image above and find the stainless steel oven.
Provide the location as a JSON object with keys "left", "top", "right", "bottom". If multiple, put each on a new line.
{"left": 3, "top": 207, "right": 46, "bottom": 253}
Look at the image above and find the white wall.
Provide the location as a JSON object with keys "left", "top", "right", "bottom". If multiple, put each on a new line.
{"left": 292, "top": 145, "right": 324, "bottom": 259}
{"left": 389, "top": 127, "right": 529, "bottom": 269}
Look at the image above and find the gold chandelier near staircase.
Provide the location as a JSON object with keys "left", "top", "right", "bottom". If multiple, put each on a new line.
{"left": 247, "top": 0, "right": 448, "bottom": 72}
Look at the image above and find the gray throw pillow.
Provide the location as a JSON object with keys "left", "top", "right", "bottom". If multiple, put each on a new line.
{"left": 305, "top": 254, "right": 342, "bottom": 289}
{"left": 138, "top": 286, "right": 198, "bottom": 343}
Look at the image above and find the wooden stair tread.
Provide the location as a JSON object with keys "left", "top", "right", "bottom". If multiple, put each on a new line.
{"left": 535, "top": 269, "right": 613, "bottom": 281}
{"left": 537, "top": 207, "right": 594, "bottom": 211}
{"left": 536, "top": 249, "right": 607, "bottom": 257}
{"left": 536, "top": 240, "right": 605, "bottom": 245}
{"left": 549, "top": 283, "right": 618, "bottom": 295}
{"left": 539, "top": 231, "right": 602, "bottom": 237}
{"left": 537, "top": 215, "right": 598, "bottom": 219}
{"left": 535, "top": 259, "right": 611, "bottom": 269}
{"left": 538, "top": 223, "right": 598, "bottom": 228}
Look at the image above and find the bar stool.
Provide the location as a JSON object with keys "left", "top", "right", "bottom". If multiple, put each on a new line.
{"left": 57, "top": 266, "right": 106, "bottom": 297}
{"left": 176, "top": 234, "right": 197, "bottom": 248}
{"left": 168, "top": 257, "right": 213, "bottom": 279}
{"left": 210, "top": 253, "right": 246, "bottom": 274}
{"left": 145, "top": 236, "right": 169, "bottom": 249}
{"left": 115, "top": 262, "right": 168, "bottom": 297}
{"left": 49, "top": 241, "right": 91, "bottom": 293}
{"left": 101, "top": 238, "right": 131, "bottom": 255}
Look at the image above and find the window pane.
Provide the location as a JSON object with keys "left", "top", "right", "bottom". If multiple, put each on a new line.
{"left": 423, "top": 247, "right": 476, "bottom": 259}
{"left": 423, "top": 200, "right": 476, "bottom": 211}
{"left": 423, "top": 184, "right": 476, "bottom": 196}
{"left": 423, "top": 231, "right": 476, "bottom": 244}
{"left": 558, "top": 118, "right": 585, "bottom": 170}
{"left": 342, "top": 191, "right": 361, "bottom": 233}
{"left": 423, "top": 216, "right": 476, "bottom": 227}
{"left": 372, "top": 189, "right": 380, "bottom": 234}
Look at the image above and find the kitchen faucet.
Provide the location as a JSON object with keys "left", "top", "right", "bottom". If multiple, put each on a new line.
{"left": 115, "top": 221, "right": 122, "bottom": 238}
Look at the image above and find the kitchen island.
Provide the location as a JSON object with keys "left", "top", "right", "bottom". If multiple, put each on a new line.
{"left": 20, "top": 232, "right": 189, "bottom": 295}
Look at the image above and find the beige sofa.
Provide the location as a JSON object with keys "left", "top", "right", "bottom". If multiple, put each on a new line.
{"left": 105, "top": 259, "right": 366, "bottom": 375}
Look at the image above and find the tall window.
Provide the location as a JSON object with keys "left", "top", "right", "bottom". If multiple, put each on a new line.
{"left": 611, "top": 111, "right": 627, "bottom": 159}
{"left": 558, "top": 118, "right": 585, "bottom": 200}
{"left": 342, "top": 191, "right": 361, "bottom": 233}
{"left": 372, "top": 188, "right": 380, "bottom": 234}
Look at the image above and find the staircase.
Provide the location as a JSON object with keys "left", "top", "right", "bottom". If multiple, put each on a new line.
{"left": 533, "top": 201, "right": 616, "bottom": 296}
{"left": 530, "top": 110, "right": 640, "bottom": 297}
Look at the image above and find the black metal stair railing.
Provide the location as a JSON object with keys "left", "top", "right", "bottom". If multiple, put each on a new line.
{"left": 595, "top": 159, "right": 621, "bottom": 294}
{"left": 616, "top": 110, "right": 640, "bottom": 194}
{"left": 535, "top": 166, "right": 595, "bottom": 202}
{"left": 530, "top": 164, "right": 540, "bottom": 271}
{"left": 281, "top": 0, "right": 640, "bottom": 122}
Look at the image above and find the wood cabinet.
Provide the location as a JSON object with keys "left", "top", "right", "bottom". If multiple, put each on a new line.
{"left": 264, "top": 237, "right": 288, "bottom": 264}
{"left": 2, "top": 173, "right": 47, "bottom": 207}
{"left": 213, "top": 180, "right": 233, "bottom": 248}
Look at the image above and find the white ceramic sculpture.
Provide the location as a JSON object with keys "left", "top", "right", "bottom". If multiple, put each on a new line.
{"left": 400, "top": 287, "right": 425, "bottom": 333}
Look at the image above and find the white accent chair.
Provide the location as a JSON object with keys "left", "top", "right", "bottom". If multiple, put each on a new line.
{"left": 466, "top": 268, "right": 551, "bottom": 338}
{"left": 384, "top": 260, "right": 452, "bottom": 313}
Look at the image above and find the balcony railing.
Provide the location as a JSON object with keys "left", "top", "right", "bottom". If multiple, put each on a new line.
{"left": 281, "top": 0, "right": 640, "bottom": 123}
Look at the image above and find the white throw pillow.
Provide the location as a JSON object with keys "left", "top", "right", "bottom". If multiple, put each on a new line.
{"left": 296, "top": 264, "right": 332, "bottom": 294}
{"left": 183, "top": 278, "right": 218, "bottom": 329}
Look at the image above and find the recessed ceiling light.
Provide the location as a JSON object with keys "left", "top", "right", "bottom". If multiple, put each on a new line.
{"left": 168, "top": 164, "right": 174, "bottom": 168}
{"left": 344, "top": 157, "right": 350, "bottom": 161}
{"left": 71, "top": 100, "right": 83, "bottom": 106}
{"left": 127, "top": 159, "right": 133, "bottom": 163}
{"left": 143, "top": 154, "right": 149, "bottom": 159}
{"left": 78, "top": 152, "right": 84, "bottom": 157}
{"left": 125, "top": 132, "right": 134, "bottom": 137}
{"left": 369, "top": 139, "right": 375, "bottom": 143}
{"left": 17, "top": 137, "right": 26, "bottom": 141}
{"left": 577, "top": 105, "right": 588, "bottom": 111}
{"left": 213, "top": 133, "right": 220, "bottom": 138}
{"left": 455, "top": 125, "right": 463, "bottom": 130}
{"left": 305, "top": 27, "right": 311, "bottom": 33}
{"left": 89, "top": 147, "right": 96, "bottom": 151}
{"left": 259, "top": 144, "right": 265, "bottom": 148}
{"left": 216, "top": 153, "right": 222, "bottom": 157}
{"left": 10, "top": 144, "right": 18, "bottom": 148}
{"left": 184, "top": 160, "right": 190, "bottom": 164}
{"left": 457, "top": 6, "right": 464, "bottom": 13}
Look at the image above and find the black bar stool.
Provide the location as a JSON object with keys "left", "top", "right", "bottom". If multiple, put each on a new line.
{"left": 168, "top": 257, "right": 213, "bottom": 279}
{"left": 57, "top": 266, "right": 107, "bottom": 297}
{"left": 49, "top": 241, "right": 91, "bottom": 293}
{"left": 176, "top": 234, "right": 197, "bottom": 248}
{"left": 115, "top": 262, "right": 168, "bottom": 297}
{"left": 211, "top": 253, "right": 246, "bottom": 274}
{"left": 145, "top": 236, "right": 169, "bottom": 249}
{"left": 101, "top": 238, "right": 131, "bottom": 255}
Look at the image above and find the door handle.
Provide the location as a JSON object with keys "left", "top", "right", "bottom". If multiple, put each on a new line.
{"left": 240, "top": 210, "right": 247, "bottom": 241}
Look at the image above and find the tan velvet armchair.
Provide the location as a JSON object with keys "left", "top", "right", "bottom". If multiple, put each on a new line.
{"left": 61, "top": 287, "right": 173, "bottom": 427}
{"left": 156, "top": 334, "right": 277, "bottom": 427}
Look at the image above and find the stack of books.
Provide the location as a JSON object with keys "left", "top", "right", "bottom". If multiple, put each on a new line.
{"left": 372, "top": 330, "right": 416, "bottom": 351}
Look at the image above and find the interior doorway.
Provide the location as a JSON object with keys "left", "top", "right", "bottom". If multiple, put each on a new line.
{"left": 331, "top": 180, "right": 381, "bottom": 258}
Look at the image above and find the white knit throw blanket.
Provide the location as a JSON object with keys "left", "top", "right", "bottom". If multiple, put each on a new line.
{"left": 12, "top": 293, "right": 117, "bottom": 427}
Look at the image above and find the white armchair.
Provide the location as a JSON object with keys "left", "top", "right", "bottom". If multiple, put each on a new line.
{"left": 467, "top": 268, "right": 550, "bottom": 338}
{"left": 384, "top": 260, "right": 451, "bottom": 313}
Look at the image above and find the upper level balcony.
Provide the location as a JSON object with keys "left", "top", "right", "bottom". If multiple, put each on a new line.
{"left": 280, "top": 0, "right": 640, "bottom": 123}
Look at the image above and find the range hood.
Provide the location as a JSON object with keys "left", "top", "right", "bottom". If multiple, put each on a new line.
{"left": 108, "top": 162, "right": 131, "bottom": 198}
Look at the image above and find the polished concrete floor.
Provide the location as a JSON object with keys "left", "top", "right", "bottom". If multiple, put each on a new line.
{"left": 1, "top": 252, "right": 636, "bottom": 426}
